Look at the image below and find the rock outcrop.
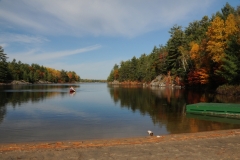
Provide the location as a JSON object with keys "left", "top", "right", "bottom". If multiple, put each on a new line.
{"left": 150, "top": 75, "right": 165, "bottom": 87}
{"left": 10, "top": 80, "right": 31, "bottom": 85}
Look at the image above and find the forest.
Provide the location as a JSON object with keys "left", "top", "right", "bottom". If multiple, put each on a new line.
{"left": 0, "top": 46, "right": 80, "bottom": 83}
{"left": 107, "top": 3, "right": 240, "bottom": 89}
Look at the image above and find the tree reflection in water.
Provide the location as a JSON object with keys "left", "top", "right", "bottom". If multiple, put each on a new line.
{"left": 0, "top": 84, "right": 239, "bottom": 137}
{"left": 0, "top": 84, "right": 78, "bottom": 124}
{"left": 108, "top": 85, "right": 240, "bottom": 134}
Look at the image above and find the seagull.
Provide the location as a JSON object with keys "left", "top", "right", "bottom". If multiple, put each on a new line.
{"left": 147, "top": 130, "right": 153, "bottom": 136}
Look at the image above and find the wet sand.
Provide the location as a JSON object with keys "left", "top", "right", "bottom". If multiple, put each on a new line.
{"left": 1, "top": 129, "right": 240, "bottom": 159}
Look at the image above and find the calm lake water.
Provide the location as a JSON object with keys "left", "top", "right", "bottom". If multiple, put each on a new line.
{"left": 0, "top": 83, "right": 240, "bottom": 144}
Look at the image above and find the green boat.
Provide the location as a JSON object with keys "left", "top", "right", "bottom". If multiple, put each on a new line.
{"left": 186, "top": 103, "right": 240, "bottom": 118}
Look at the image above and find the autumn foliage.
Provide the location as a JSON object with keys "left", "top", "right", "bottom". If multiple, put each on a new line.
{"left": 2, "top": 59, "right": 81, "bottom": 83}
{"left": 108, "top": 3, "right": 240, "bottom": 88}
{"left": 188, "top": 68, "right": 209, "bottom": 85}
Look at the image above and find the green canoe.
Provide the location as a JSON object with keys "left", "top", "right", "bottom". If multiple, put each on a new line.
{"left": 186, "top": 103, "right": 240, "bottom": 117}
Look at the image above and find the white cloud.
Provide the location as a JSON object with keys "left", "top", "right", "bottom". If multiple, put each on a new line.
{"left": 8, "top": 44, "right": 102, "bottom": 63}
{"left": 0, "top": 33, "right": 49, "bottom": 44}
{"left": 0, "top": 0, "right": 214, "bottom": 37}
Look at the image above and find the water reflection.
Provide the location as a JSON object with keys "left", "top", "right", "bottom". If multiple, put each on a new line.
{"left": 0, "top": 83, "right": 239, "bottom": 143}
{"left": 107, "top": 85, "right": 240, "bottom": 134}
{"left": 0, "top": 84, "right": 79, "bottom": 103}
{"left": 0, "top": 84, "right": 79, "bottom": 124}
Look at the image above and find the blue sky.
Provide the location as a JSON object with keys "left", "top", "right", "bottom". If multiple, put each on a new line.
{"left": 0, "top": 0, "right": 239, "bottom": 80}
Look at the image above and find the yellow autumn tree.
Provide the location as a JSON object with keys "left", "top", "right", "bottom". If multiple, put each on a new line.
{"left": 225, "top": 14, "right": 238, "bottom": 39}
{"left": 67, "top": 72, "right": 73, "bottom": 80}
{"left": 189, "top": 42, "right": 199, "bottom": 60}
{"left": 189, "top": 42, "right": 201, "bottom": 71}
{"left": 189, "top": 42, "right": 201, "bottom": 70}
{"left": 206, "top": 14, "right": 238, "bottom": 62}
{"left": 206, "top": 16, "right": 225, "bottom": 63}
{"left": 46, "top": 67, "right": 61, "bottom": 82}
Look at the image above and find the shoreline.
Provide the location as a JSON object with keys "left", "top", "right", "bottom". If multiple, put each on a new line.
{"left": 1, "top": 129, "right": 240, "bottom": 153}
{"left": 0, "top": 80, "right": 81, "bottom": 85}
{"left": 0, "top": 80, "right": 50, "bottom": 85}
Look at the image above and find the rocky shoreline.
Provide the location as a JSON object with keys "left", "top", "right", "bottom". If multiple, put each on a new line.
{"left": 109, "top": 75, "right": 240, "bottom": 97}
{"left": 109, "top": 74, "right": 183, "bottom": 88}
{"left": 0, "top": 80, "right": 52, "bottom": 85}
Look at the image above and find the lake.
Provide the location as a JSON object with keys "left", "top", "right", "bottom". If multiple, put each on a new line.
{"left": 0, "top": 83, "right": 240, "bottom": 144}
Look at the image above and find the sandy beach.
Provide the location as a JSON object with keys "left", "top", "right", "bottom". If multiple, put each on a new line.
{"left": 1, "top": 129, "right": 240, "bottom": 159}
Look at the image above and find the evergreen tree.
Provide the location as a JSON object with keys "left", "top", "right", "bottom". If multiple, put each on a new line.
{"left": 60, "top": 69, "right": 69, "bottom": 82}
{"left": 166, "top": 25, "right": 186, "bottom": 75}
{"left": 0, "top": 46, "right": 8, "bottom": 82}
{"left": 137, "top": 54, "right": 148, "bottom": 81}
{"left": 113, "top": 64, "right": 119, "bottom": 80}
{"left": 222, "top": 35, "right": 240, "bottom": 84}
{"left": 118, "top": 61, "right": 131, "bottom": 82}
{"left": 215, "top": 54, "right": 238, "bottom": 84}
{"left": 185, "top": 16, "right": 210, "bottom": 45}
{"left": 129, "top": 56, "right": 138, "bottom": 81}
{"left": 108, "top": 74, "right": 114, "bottom": 82}
{"left": 221, "top": 2, "right": 235, "bottom": 20}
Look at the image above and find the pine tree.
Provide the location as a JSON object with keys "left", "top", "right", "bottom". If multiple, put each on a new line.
{"left": 0, "top": 46, "right": 8, "bottom": 82}
{"left": 221, "top": 2, "right": 235, "bottom": 20}
{"left": 215, "top": 54, "right": 238, "bottom": 84}
{"left": 166, "top": 25, "right": 186, "bottom": 76}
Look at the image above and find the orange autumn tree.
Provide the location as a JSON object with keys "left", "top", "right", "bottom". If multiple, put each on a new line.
{"left": 66, "top": 71, "right": 80, "bottom": 82}
{"left": 67, "top": 72, "right": 73, "bottom": 80}
{"left": 187, "top": 41, "right": 209, "bottom": 85}
{"left": 187, "top": 68, "right": 209, "bottom": 85}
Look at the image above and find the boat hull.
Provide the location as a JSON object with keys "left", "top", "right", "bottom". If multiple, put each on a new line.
{"left": 186, "top": 103, "right": 240, "bottom": 118}
{"left": 69, "top": 89, "right": 75, "bottom": 92}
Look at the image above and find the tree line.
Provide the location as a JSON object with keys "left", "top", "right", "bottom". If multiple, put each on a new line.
{"left": 0, "top": 47, "right": 80, "bottom": 83}
{"left": 107, "top": 3, "right": 240, "bottom": 89}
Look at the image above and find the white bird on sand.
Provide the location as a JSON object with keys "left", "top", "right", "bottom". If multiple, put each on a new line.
{"left": 147, "top": 130, "right": 153, "bottom": 136}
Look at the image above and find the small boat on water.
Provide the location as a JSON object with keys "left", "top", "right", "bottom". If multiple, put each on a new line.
{"left": 69, "top": 87, "right": 76, "bottom": 92}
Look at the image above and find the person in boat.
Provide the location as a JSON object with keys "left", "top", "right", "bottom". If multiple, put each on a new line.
{"left": 70, "top": 86, "right": 75, "bottom": 91}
